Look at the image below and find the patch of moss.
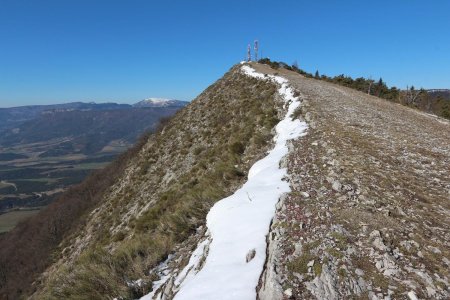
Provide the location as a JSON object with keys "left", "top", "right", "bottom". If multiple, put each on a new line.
{"left": 331, "top": 231, "right": 348, "bottom": 250}
{"left": 288, "top": 253, "right": 314, "bottom": 274}
{"left": 326, "top": 247, "right": 344, "bottom": 259}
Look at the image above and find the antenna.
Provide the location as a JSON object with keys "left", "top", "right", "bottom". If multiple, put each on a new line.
{"left": 254, "top": 40, "right": 259, "bottom": 62}
{"left": 247, "top": 44, "right": 251, "bottom": 62}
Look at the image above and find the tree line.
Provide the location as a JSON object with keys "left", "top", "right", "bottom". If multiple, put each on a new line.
{"left": 258, "top": 58, "right": 449, "bottom": 119}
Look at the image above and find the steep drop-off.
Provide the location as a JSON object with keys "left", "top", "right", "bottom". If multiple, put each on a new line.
{"left": 26, "top": 64, "right": 282, "bottom": 299}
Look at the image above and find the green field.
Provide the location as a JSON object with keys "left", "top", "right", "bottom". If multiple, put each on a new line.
{"left": 0, "top": 209, "right": 41, "bottom": 233}
{"left": 17, "top": 178, "right": 60, "bottom": 183}
{"left": 0, "top": 146, "right": 120, "bottom": 217}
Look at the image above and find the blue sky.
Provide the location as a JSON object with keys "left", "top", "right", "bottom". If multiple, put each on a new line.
{"left": 1, "top": 0, "right": 449, "bottom": 107}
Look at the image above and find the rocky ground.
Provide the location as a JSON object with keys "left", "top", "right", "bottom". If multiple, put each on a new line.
{"left": 252, "top": 63, "right": 450, "bottom": 299}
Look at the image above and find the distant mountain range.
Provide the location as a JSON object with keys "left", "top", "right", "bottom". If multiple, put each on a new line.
{"left": 426, "top": 89, "right": 450, "bottom": 99}
{"left": 0, "top": 99, "right": 188, "bottom": 152}
{"left": 0, "top": 100, "right": 188, "bottom": 133}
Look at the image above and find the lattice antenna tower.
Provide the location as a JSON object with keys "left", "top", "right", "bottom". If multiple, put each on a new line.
{"left": 254, "top": 40, "right": 259, "bottom": 62}
{"left": 247, "top": 44, "right": 251, "bottom": 62}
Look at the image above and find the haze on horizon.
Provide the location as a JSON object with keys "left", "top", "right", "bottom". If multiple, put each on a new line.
{"left": 1, "top": 0, "right": 449, "bottom": 107}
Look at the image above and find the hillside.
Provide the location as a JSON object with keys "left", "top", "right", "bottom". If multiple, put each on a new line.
{"left": 0, "top": 63, "right": 448, "bottom": 300}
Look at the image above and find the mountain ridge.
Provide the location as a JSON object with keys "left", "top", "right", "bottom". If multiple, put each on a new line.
{"left": 0, "top": 63, "right": 448, "bottom": 300}
{"left": 0, "top": 100, "right": 188, "bottom": 133}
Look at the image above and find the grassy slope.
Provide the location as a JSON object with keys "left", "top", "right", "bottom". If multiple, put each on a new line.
{"left": 31, "top": 65, "right": 282, "bottom": 299}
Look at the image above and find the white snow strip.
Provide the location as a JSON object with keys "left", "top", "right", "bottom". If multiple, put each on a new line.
{"left": 142, "top": 64, "right": 307, "bottom": 300}
{"left": 175, "top": 65, "right": 307, "bottom": 299}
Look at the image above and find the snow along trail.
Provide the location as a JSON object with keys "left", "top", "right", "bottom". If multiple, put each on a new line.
{"left": 174, "top": 65, "right": 307, "bottom": 299}
{"left": 142, "top": 65, "right": 308, "bottom": 300}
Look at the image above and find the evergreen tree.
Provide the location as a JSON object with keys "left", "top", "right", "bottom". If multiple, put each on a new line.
{"left": 376, "top": 78, "right": 384, "bottom": 97}
{"left": 315, "top": 70, "right": 320, "bottom": 79}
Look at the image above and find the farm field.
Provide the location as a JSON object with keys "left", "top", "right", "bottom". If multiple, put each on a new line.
{"left": 0, "top": 138, "right": 123, "bottom": 217}
{"left": 0, "top": 209, "right": 41, "bottom": 233}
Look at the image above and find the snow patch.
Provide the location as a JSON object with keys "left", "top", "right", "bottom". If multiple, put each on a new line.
{"left": 144, "top": 98, "right": 174, "bottom": 104}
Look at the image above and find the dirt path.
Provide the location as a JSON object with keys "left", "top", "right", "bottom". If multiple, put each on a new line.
{"left": 252, "top": 63, "right": 450, "bottom": 299}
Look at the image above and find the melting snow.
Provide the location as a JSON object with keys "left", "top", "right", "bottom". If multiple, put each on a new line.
{"left": 140, "top": 255, "right": 173, "bottom": 300}
{"left": 142, "top": 65, "right": 308, "bottom": 300}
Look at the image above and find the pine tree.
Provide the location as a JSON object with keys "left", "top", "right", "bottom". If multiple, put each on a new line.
{"left": 315, "top": 70, "right": 320, "bottom": 79}
{"left": 377, "top": 78, "right": 384, "bottom": 97}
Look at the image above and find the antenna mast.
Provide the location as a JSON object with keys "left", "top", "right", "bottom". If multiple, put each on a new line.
{"left": 254, "top": 40, "right": 259, "bottom": 62}
{"left": 247, "top": 44, "right": 251, "bottom": 62}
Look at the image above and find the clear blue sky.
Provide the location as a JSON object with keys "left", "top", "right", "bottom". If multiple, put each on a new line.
{"left": 1, "top": 0, "right": 449, "bottom": 107}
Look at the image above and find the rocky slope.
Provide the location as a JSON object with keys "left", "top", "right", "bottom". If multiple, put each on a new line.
{"left": 251, "top": 64, "right": 450, "bottom": 300}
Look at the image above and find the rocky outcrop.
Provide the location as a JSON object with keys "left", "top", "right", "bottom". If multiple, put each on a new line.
{"left": 257, "top": 195, "right": 287, "bottom": 300}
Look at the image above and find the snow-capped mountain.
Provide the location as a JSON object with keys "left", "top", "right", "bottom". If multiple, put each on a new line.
{"left": 133, "top": 98, "right": 188, "bottom": 108}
